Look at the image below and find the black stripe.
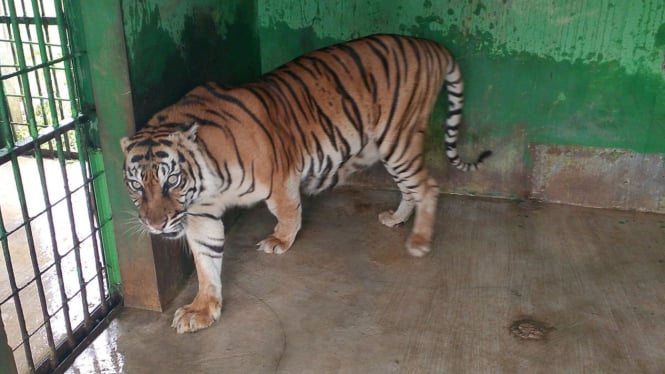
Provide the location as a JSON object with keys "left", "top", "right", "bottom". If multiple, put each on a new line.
{"left": 327, "top": 51, "right": 352, "bottom": 74}
{"left": 377, "top": 50, "right": 402, "bottom": 146}
{"left": 394, "top": 150, "right": 423, "bottom": 174}
{"left": 334, "top": 126, "right": 352, "bottom": 160}
{"left": 202, "top": 83, "right": 279, "bottom": 166}
{"left": 239, "top": 161, "right": 256, "bottom": 197}
{"left": 316, "top": 155, "right": 334, "bottom": 190}
{"left": 447, "top": 88, "right": 463, "bottom": 97}
{"left": 201, "top": 113, "right": 246, "bottom": 183}
{"left": 391, "top": 35, "right": 409, "bottom": 75}
{"left": 312, "top": 136, "right": 325, "bottom": 171}
{"left": 383, "top": 52, "right": 423, "bottom": 162}
{"left": 137, "top": 138, "right": 160, "bottom": 147}
{"left": 315, "top": 106, "right": 338, "bottom": 150}
{"left": 264, "top": 168, "right": 275, "bottom": 200}
{"left": 369, "top": 73, "right": 378, "bottom": 103}
{"left": 366, "top": 40, "right": 390, "bottom": 88}
{"left": 337, "top": 44, "right": 372, "bottom": 92}
{"left": 245, "top": 85, "right": 291, "bottom": 169}
{"left": 266, "top": 74, "right": 313, "bottom": 161}
{"left": 196, "top": 239, "right": 225, "bottom": 254}
{"left": 303, "top": 56, "right": 364, "bottom": 134}
{"left": 178, "top": 94, "right": 208, "bottom": 105}
{"left": 366, "top": 35, "right": 391, "bottom": 53}
{"left": 220, "top": 161, "right": 232, "bottom": 192}
{"left": 193, "top": 140, "right": 219, "bottom": 189}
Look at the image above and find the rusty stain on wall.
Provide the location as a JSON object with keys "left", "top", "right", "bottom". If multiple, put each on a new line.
{"left": 530, "top": 144, "right": 665, "bottom": 213}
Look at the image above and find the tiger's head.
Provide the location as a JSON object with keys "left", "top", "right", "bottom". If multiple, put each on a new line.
{"left": 120, "top": 123, "right": 201, "bottom": 239}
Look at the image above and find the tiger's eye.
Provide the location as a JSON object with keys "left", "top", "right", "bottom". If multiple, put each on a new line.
{"left": 129, "top": 180, "right": 143, "bottom": 191}
{"left": 166, "top": 174, "right": 180, "bottom": 188}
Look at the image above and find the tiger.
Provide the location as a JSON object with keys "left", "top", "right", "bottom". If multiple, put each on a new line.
{"left": 120, "top": 34, "right": 491, "bottom": 333}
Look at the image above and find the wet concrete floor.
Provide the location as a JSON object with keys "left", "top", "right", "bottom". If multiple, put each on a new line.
{"left": 67, "top": 189, "right": 665, "bottom": 373}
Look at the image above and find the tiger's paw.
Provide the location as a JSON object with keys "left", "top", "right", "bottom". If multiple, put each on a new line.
{"left": 378, "top": 210, "right": 404, "bottom": 228}
{"left": 406, "top": 233, "right": 431, "bottom": 257}
{"left": 257, "top": 235, "right": 291, "bottom": 254}
{"left": 171, "top": 296, "right": 222, "bottom": 334}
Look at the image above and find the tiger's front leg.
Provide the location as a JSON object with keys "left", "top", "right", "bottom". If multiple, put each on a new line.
{"left": 172, "top": 215, "right": 224, "bottom": 333}
{"left": 257, "top": 176, "right": 302, "bottom": 254}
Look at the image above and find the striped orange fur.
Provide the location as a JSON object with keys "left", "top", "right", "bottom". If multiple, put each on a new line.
{"left": 121, "top": 34, "right": 490, "bottom": 333}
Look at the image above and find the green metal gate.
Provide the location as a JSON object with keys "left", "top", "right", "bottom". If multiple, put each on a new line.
{"left": 0, "top": 0, "right": 121, "bottom": 373}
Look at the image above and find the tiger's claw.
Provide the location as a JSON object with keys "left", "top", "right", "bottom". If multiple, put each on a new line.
{"left": 171, "top": 296, "right": 222, "bottom": 333}
{"left": 257, "top": 236, "right": 290, "bottom": 254}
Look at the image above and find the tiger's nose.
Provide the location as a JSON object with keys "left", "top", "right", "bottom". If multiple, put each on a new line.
{"left": 139, "top": 215, "right": 167, "bottom": 233}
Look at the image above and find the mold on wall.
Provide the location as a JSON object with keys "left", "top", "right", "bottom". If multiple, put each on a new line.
{"left": 121, "top": 0, "right": 261, "bottom": 124}
{"left": 259, "top": 1, "right": 665, "bottom": 74}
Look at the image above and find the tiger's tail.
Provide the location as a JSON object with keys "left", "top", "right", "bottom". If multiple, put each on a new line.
{"left": 443, "top": 54, "right": 492, "bottom": 171}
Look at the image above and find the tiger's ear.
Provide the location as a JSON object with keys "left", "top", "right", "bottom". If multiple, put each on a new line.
{"left": 120, "top": 137, "right": 131, "bottom": 151}
{"left": 168, "top": 122, "right": 199, "bottom": 144}
{"left": 184, "top": 122, "right": 199, "bottom": 142}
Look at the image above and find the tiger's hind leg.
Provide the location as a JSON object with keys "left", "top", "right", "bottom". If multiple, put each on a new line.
{"left": 380, "top": 133, "right": 439, "bottom": 257}
{"left": 404, "top": 176, "right": 439, "bottom": 257}
{"left": 336, "top": 141, "right": 380, "bottom": 186}
{"left": 378, "top": 188, "right": 416, "bottom": 228}
{"left": 257, "top": 175, "right": 302, "bottom": 254}
{"left": 380, "top": 169, "right": 439, "bottom": 257}
{"left": 383, "top": 171, "right": 439, "bottom": 257}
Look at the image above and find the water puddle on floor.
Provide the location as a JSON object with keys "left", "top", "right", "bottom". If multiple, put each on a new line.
{"left": 65, "top": 321, "right": 125, "bottom": 374}
{"left": 1, "top": 156, "right": 106, "bottom": 373}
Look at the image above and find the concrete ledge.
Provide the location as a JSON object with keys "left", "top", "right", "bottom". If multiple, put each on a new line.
{"left": 529, "top": 144, "right": 665, "bottom": 213}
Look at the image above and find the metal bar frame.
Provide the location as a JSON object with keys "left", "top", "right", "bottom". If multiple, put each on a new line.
{"left": 0, "top": 0, "right": 122, "bottom": 372}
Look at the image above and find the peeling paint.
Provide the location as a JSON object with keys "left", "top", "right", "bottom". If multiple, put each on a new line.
{"left": 259, "top": 0, "right": 665, "bottom": 75}
{"left": 122, "top": 0, "right": 260, "bottom": 124}
{"left": 122, "top": 0, "right": 239, "bottom": 61}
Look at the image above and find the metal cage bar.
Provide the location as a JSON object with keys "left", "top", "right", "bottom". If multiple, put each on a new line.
{"left": 0, "top": 0, "right": 121, "bottom": 372}
{"left": 4, "top": 3, "right": 60, "bottom": 370}
{"left": 28, "top": 0, "right": 76, "bottom": 350}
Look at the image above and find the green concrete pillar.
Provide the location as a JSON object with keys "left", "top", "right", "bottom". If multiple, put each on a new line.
{"left": 69, "top": 0, "right": 191, "bottom": 311}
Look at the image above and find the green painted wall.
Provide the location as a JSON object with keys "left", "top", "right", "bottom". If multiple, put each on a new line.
{"left": 121, "top": 0, "right": 261, "bottom": 124}
{"left": 258, "top": 0, "right": 665, "bottom": 158}
{"left": 114, "top": 0, "right": 664, "bottom": 203}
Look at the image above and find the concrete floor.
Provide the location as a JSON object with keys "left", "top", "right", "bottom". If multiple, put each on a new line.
{"left": 66, "top": 189, "right": 665, "bottom": 373}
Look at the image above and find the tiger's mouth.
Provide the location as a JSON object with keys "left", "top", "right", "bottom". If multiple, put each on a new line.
{"left": 140, "top": 217, "right": 186, "bottom": 239}
{"left": 161, "top": 220, "right": 186, "bottom": 238}
{"left": 161, "top": 230, "right": 185, "bottom": 239}
{"left": 154, "top": 223, "right": 185, "bottom": 239}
